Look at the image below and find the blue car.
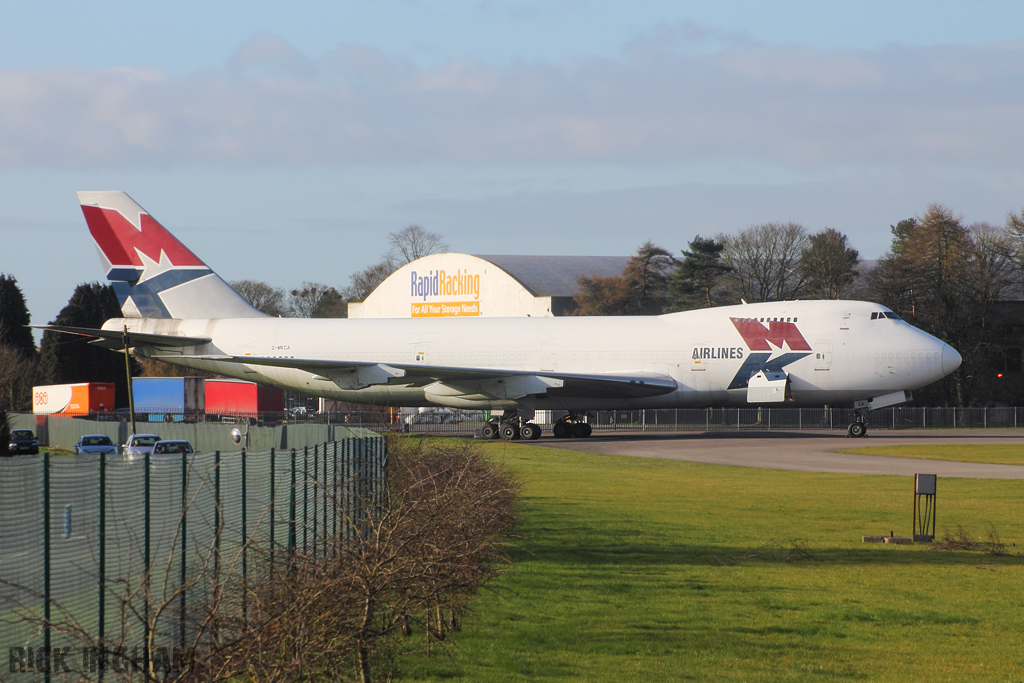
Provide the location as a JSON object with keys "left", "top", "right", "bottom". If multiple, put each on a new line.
{"left": 74, "top": 434, "right": 118, "bottom": 456}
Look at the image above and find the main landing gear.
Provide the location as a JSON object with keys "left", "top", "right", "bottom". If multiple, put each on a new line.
{"left": 847, "top": 409, "right": 868, "bottom": 438}
{"left": 552, "top": 413, "right": 593, "bottom": 439}
{"left": 482, "top": 411, "right": 542, "bottom": 441}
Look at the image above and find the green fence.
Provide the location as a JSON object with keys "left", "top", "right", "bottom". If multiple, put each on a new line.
{"left": 0, "top": 436, "right": 387, "bottom": 680}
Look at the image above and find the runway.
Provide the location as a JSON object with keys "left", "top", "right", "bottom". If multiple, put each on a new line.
{"left": 534, "top": 429, "right": 1024, "bottom": 479}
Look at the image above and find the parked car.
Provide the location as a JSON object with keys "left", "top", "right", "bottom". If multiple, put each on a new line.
{"left": 151, "top": 439, "right": 196, "bottom": 455}
{"left": 122, "top": 433, "right": 161, "bottom": 460}
{"left": 73, "top": 434, "right": 118, "bottom": 456}
{"left": 8, "top": 429, "right": 40, "bottom": 455}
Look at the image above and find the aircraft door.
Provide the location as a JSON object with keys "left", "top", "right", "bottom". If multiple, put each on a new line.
{"left": 814, "top": 343, "right": 832, "bottom": 371}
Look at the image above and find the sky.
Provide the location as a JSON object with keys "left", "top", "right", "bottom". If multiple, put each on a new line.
{"left": 3, "top": 0, "right": 1024, "bottom": 328}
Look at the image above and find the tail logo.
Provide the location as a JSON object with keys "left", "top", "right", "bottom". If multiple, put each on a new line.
{"left": 83, "top": 205, "right": 207, "bottom": 283}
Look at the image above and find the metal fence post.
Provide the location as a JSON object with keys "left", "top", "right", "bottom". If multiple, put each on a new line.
{"left": 241, "top": 448, "right": 247, "bottom": 623}
{"left": 179, "top": 448, "right": 188, "bottom": 652}
{"left": 43, "top": 451, "right": 51, "bottom": 683}
{"left": 98, "top": 450, "right": 106, "bottom": 679}
{"left": 312, "top": 444, "right": 319, "bottom": 560}
{"left": 288, "top": 448, "right": 296, "bottom": 558}
{"left": 269, "top": 448, "right": 275, "bottom": 571}
{"left": 303, "top": 446, "right": 309, "bottom": 555}
{"left": 144, "top": 448, "right": 152, "bottom": 674}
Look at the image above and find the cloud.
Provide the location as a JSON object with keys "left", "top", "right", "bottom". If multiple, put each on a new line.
{"left": 1, "top": 32, "right": 1022, "bottom": 170}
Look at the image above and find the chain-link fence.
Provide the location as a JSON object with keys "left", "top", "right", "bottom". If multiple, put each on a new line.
{"left": 0, "top": 436, "right": 387, "bottom": 680}
{"left": 398, "top": 406, "right": 1024, "bottom": 435}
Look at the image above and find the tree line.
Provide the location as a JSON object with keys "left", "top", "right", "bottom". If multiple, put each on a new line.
{"left": 3, "top": 206, "right": 1024, "bottom": 412}
{"left": 574, "top": 204, "right": 1024, "bottom": 406}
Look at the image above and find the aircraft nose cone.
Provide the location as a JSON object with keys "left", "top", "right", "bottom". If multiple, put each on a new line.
{"left": 941, "top": 343, "right": 962, "bottom": 376}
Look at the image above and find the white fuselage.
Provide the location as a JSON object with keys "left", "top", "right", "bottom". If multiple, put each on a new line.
{"left": 105, "top": 300, "right": 959, "bottom": 411}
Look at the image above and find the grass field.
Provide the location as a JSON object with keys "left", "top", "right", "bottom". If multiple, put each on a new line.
{"left": 839, "top": 443, "right": 1024, "bottom": 466}
{"left": 403, "top": 441, "right": 1024, "bottom": 682}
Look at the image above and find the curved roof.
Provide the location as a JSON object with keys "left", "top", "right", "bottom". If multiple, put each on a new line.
{"left": 473, "top": 254, "right": 630, "bottom": 297}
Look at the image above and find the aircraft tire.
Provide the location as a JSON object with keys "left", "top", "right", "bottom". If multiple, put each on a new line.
{"left": 847, "top": 422, "right": 867, "bottom": 438}
{"left": 552, "top": 422, "right": 572, "bottom": 439}
{"left": 482, "top": 423, "right": 499, "bottom": 440}
{"left": 572, "top": 422, "right": 592, "bottom": 438}
{"left": 501, "top": 423, "right": 521, "bottom": 440}
{"left": 520, "top": 423, "right": 542, "bottom": 441}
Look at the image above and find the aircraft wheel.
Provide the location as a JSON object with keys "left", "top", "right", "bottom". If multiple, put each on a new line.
{"left": 847, "top": 422, "right": 867, "bottom": 438}
{"left": 552, "top": 422, "right": 572, "bottom": 439}
{"left": 501, "top": 423, "right": 521, "bottom": 440}
{"left": 482, "top": 423, "right": 499, "bottom": 440}
{"left": 520, "top": 423, "right": 541, "bottom": 441}
{"left": 572, "top": 422, "right": 592, "bottom": 438}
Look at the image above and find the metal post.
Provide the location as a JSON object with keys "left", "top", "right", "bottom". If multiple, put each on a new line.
{"left": 179, "top": 446, "right": 187, "bottom": 651}
{"left": 323, "top": 441, "right": 329, "bottom": 550}
{"left": 214, "top": 450, "right": 221, "bottom": 589}
{"left": 288, "top": 449, "right": 296, "bottom": 557}
{"left": 98, "top": 450, "right": 106, "bottom": 682}
{"left": 43, "top": 452, "right": 51, "bottom": 683}
{"left": 240, "top": 448, "right": 247, "bottom": 623}
{"left": 332, "top": 442, "right": 338, "bottom": 557}
{"left": 123, "top": 328, "right": 137, "bottom": 436}
{"left": 269, "top": 448, "right": 275, "bottom": 571}
{"left": 303, "top": 446, "right": 309, "bottom": 555}
{"left": 312, "top": 444, "right": 319, "bottom": 559}
{"left": 144, "top": 448, "right": 151, "bottom": 674}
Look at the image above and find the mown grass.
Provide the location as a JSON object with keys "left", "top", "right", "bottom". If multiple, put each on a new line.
{"left": 838, "top": 443, "right": 1024, "bottom": 466}
{"left": 402, "top": 441, "right": 1024, "bottom": 682}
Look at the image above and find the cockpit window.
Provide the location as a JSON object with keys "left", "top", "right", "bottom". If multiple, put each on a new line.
{"left": 871, "top": 311, "right": 903, "bottom": 321}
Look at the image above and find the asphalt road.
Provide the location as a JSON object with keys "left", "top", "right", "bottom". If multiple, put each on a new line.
{"left": 534, "top": 429, "right": 1024, "bottom": 479}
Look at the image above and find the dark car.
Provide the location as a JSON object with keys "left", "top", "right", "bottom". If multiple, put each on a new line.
{"left": 8, "top": 429, "right": 40, "bottom": 455}
{"left": 151, "top": 439, "right": 195, "bottom": 455}
{"left": 73, "top": 434, "right": 118, "bottom": 456}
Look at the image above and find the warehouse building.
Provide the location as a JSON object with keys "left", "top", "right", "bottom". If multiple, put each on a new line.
{"left": 347, "top": 253, "right": 630, "bottom": 319}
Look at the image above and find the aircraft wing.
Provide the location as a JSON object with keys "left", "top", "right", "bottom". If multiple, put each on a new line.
{"left": 162, "top": 353, "right": 677, "bottom": 398}
{"left": 37, "top": 325, "right": 677, "bottom": 400}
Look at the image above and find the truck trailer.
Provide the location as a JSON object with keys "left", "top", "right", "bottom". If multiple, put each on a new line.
{"left": 32, "top": 382, "right": 116, "bottom": 416}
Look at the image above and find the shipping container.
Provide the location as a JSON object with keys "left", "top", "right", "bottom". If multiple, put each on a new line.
{"left": 205, "top": 379, "right": 283, "bottom": 416}
{"left": 131, "top": 377, "right": 205, "bottom": 420}
{"left": 32, "top": 382, "right": 116, "bottom": 416}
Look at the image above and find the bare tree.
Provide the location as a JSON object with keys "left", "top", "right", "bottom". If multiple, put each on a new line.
{"left": 386, "top": 225, "right": 449, "bottom": 267}
{"left": 342, "top": 260, "right": 396, "bottom": 303}
{"left": 721, "top": 222, "right": 809, "bottom": 302}
{"left": 229, "top": 280, "right": 288, "bottom": 317}
{"left": 287, "top": 282, "right": 340, "bottom": 318}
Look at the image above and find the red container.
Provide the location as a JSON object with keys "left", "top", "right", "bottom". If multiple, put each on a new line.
{"left": 205, "top": 379, "right": 283, "bottom": 415}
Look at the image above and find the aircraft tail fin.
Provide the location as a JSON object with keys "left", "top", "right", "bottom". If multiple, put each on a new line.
{"left": 78, "top": 191, "right": 266, "bottom": 319}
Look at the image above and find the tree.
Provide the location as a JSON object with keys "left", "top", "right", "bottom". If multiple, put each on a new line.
{"left": 39, "top": 283, "right": 135, "bottom": 407}
{"left": 867, "top": 205, "right": 1012, "bottom": 405}
{"left": 387, "top": 225, "right": 449, "bottom": 267}
{"left": 0, "top": 274, "right": 39, "bottom": 410}
{"left": 800, "top": 228, "right": 860, "bottom": 299}
{"left": 668, "top": 235, "right": 731, "bottom": 310}
{"left": 287, "top": 282, "right": 342, "bottom": 318}
{"left": 229, "top": 279, "right": 288, "bottom": 317}
{"left": 0, "top": 274, "right": 35, "bottom": 357}
{"left": 575, "top": 241, "right": 675, "bottom": 315}
{"left": 720, "top": 222, "right": 808, "bottom": 302}
{"left": 342, "top": 260, "right": 396, "bottom": 304}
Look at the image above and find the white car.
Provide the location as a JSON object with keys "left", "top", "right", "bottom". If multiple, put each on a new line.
{"left": 122, "top": 433, "right": 161, "bottom": 460}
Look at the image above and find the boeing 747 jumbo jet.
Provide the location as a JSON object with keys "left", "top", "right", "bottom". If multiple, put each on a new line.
{"left": 43, "top": 191, "right": 962, "bottom": 440}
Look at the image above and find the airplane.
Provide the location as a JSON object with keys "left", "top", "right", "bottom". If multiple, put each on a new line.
{"left": 40, "top": 191, "right": 962, "bottom": 440}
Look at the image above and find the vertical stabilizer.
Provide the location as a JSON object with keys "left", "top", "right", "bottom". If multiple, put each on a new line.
{"left": 78, "top": 191, "right": 266, "bottom": 319}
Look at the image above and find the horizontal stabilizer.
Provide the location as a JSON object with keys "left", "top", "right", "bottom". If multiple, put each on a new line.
{"left": 34, "top": 325, "right": 212, "bottom": 350}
